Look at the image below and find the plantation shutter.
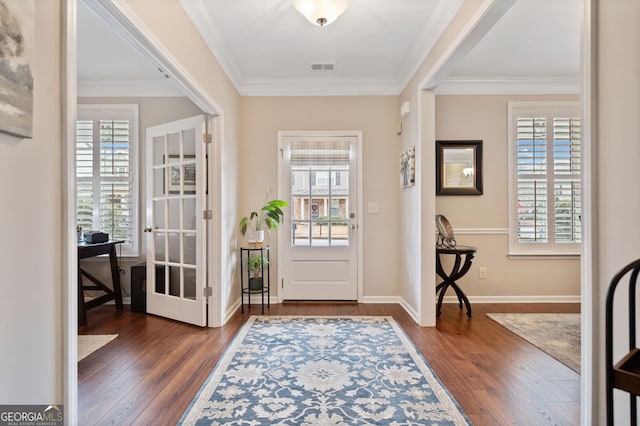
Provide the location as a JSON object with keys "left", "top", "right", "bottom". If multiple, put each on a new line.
{"left": 516, "top": 117, "right": 548, "bottom": 243}
{"left": 552, "top": 117, "right": 581, "bottom": 243}
{"left": 508, "top": 103, "right": 581, "bottom": 255}
{"left": 76, "top": 120, "right": 94, "bottom": 232}
{"left": 76, "top": 105, "right": 139, "bottom": 256}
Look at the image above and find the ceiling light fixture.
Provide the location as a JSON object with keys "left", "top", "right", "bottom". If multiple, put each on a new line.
{"left": 292, "top": 0, "right": 348, "bottom": 27}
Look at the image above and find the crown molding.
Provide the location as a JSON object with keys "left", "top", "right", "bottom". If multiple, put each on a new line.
{"left": 77, "top": 78, "right": 183, "bottom": 97}
{"left": 179, "top": 0, "right": 244, "bottom": 92}
{"left": 180, "top": 0, "right": 464, "bottom": 97}
{"left": 435, "top": 76, "right": 580, "bottom": 95}
{"left": 238, "top": 77, "right": 402, "bottom": 96}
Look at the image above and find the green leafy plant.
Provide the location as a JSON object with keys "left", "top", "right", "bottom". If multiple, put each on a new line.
{"left": 247, "top": 254, "right": 270, "bottom": 279}
{"left": 239, "top": 199, "right": 288, "bottom": 235}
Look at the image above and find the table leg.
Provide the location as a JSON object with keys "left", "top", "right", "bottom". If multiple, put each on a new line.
{"left": 78, "top": 263, "right": 87, "bottom": 326}
{"left": 452, "top": 282, "right": 472, "bottom": 317}
{"left": 108, "top": 246, "right": 124, "bottom": 310}
{"left": 437, "top": 282, "right": 449, "bottom": 316}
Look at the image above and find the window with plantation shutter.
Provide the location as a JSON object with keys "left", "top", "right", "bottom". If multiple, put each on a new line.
{"left": 76, "top": 105, "right": 139, "bottom": 256}
{"left": 508, "top": 102, "right": 581, "bottom": 256}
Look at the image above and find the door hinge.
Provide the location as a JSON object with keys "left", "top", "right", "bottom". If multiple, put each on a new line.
{"left": 204, "top": 287, "right": 212, "bottom": 297}
{"left": 281, "top": 278, "right": 284, "bottom": 289}
{"left": 203, "top": 210, "right": 213, "bottom": 220}
{"left": 203, "top": 133, "right": 212, "bottom": 144}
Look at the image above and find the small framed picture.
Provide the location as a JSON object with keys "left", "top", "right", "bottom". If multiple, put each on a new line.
{"left": 165, "top": 155, "right": 196, "bottom": 194}
{"left": 400, "top": 145, "right": 415, "bottom": 188}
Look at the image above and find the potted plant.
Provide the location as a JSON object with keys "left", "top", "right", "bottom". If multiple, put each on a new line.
{"left": 247, "top": 254, "right": 269, "bottom": 291}
{"left": 239, "top": 199, "right": 288, "bottom": 245}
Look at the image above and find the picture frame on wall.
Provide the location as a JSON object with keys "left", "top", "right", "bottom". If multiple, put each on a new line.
{"left": 435, "top": 140, "right": 483, "bottom": 195}
{"left": 0, "top": 0, "right": 34, "bottom": 138}
{"left": 400, "top": 145, "right": 415, "bottom": 188}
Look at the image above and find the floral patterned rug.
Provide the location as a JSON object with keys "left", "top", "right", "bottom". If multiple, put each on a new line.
{"left": 179, "top": 316, "right": 470, "bottom": 425}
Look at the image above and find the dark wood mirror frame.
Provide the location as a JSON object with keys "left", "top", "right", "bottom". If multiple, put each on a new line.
{"left": 436, "top": 140, "right": 483, "bottom": 196}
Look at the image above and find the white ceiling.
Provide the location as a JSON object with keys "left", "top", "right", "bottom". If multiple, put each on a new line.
{"left": 77, "top": 0, "right": 580, "bottom": 97}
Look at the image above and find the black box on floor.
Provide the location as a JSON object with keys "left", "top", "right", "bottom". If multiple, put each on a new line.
{"left": 130, "top": 262, "right": 165, "bottom": 313}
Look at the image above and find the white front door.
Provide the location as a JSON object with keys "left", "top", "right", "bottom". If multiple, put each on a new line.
{"left": 145, "top": 115, "right": 208, "bottom": 326}
{"left": 279, "top": 132, "right": 361, "bottom": 300}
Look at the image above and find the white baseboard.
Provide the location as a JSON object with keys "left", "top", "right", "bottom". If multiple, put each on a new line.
{"left": 442, "top": 295, "right": 581, "bottom": 304}
{"left": 221, "top": 295, "right": 578, "bottom": 326}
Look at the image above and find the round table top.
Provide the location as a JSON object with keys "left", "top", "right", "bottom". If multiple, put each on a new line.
{"left": 436, "top": 245, "right": 477, "bottom": 255}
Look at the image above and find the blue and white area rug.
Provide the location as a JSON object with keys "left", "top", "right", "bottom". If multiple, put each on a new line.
{"left": 180, "top": 316, "right": 470, "bottom": 425}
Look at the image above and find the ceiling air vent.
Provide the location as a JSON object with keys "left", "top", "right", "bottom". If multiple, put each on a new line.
{"left": 310, "top": 63, "right": 335, "bottom": 71}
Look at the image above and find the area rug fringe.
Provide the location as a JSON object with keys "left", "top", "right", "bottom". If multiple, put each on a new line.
{"left": 180, "top": 315, "right": 470, "bottom": 425}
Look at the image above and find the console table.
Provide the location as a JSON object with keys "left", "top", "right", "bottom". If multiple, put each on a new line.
{"left": 435, "top": 245, "right": 477, "bottom": 318}
{"left": 78, "top": 240, "right": 124, "bottom": 326}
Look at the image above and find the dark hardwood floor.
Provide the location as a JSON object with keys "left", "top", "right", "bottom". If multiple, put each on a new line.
{"left": 78, "top": 302, "right": 580, "bottom": 425}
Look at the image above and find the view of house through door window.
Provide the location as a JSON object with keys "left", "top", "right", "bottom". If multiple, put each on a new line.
{"left": 290, "top": 138, "right": 351, "bottom": 246}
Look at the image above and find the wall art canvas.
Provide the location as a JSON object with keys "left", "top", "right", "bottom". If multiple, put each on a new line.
{"left": 0, "top": 0, "right": 34, "bottom": 138}
{"left": 400, "top": 145, "right": 415, "bottom": 188}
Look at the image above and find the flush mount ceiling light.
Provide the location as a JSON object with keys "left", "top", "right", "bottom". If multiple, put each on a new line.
{"left": 292, "top": 0, "right": 348, "bottom": 27}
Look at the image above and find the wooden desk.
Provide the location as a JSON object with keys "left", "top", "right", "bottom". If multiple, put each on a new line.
{"left": 436, "top": 245, "right": 477, "bottom": 318}
{"left": 78, "top": 240, "right": 124, "bottom": 326}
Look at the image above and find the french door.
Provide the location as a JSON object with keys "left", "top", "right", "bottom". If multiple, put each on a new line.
{"left": 145, "top": 115, "right": 208, "bottom": 326}
{"left": 278, "top": 132, "right": 361, "bottom": 300}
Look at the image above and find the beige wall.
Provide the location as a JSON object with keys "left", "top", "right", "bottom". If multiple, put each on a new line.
{"left": 0, "top": 0, "right": 63, "bottom": 403}
{"left": 239, "top": 96, "right": 401, "bottom": 299}
{"left": 76, "top": 97, "right": 202, "bottom": 296}
{"left": 595, "top": 0, "right": 640, "bottom": 423}
{"left": 435, "top": 95, "right": 581, "bottom": 298}
{"left": 398, "top": 0, "right": 495, "bottom": 325}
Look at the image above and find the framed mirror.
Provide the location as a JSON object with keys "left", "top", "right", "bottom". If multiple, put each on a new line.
{"left": 436, "top": 140, "right": 483, "bottom": 195}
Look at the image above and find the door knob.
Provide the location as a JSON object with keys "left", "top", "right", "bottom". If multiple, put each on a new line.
{"left": 144, "top": 227, "right": 154, "bottom": 233}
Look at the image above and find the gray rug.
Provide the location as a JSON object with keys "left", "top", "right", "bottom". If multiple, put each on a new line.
{"left": 486, "top": 313, "right": 580, "bottom": 373}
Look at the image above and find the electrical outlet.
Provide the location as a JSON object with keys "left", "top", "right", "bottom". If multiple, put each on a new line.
{"left": 479, "top": 267, "right": 487, "bottom": 279}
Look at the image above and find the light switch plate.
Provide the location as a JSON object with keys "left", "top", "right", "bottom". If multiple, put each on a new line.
{"left": 367, "top": 202, "right": 380, "bottom": 214}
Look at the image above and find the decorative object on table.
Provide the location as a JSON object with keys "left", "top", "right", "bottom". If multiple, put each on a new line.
{"left": 436, "top": 214, "right": 456, "bottom": 248}
{"left": 179, "top": 316, "right": 471, "bottom": 425}
{"left": 83, "top": 230, "right": 109, "bottom": 244}
{"left": 0, "top": 0, "right": 34, "bottom": 138}
{"left": 486, "top": 313, "right": 580, "bottom": 373}
{"left": 239, "top": 199, "right": 288, "bottom": 246}
{"left": 77, "top": 334, "right": 118, "bottom": 361}
{"left": 400, "top": 145, "right": 415, "bottom": 188}
{"left": 436, "top": 140, "right": 483, "bottom": 195}
{"left": 247, "top": 254, "right": 269, "bottom": 291}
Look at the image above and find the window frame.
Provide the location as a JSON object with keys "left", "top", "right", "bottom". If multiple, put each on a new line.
{"left": 77, "top": 104, "right": 139, "bottom": 257}
{"left": 507, "top": 101, "right": 581, "bottom": 257}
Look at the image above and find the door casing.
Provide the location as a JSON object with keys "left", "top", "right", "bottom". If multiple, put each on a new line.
{"left": 277, "top": 130, "right": 364, "bottom": 303}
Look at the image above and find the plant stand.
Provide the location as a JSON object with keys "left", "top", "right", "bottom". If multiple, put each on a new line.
{"left": 240, "top": 246, "right": 270, "bottom": 314}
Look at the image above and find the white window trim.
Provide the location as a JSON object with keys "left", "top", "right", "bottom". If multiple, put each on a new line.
{"left": 507, "top": 101, "right": 581, "bottom": 257}
{"left": 77, "top": 104, "right": 139, "bottom": 257}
